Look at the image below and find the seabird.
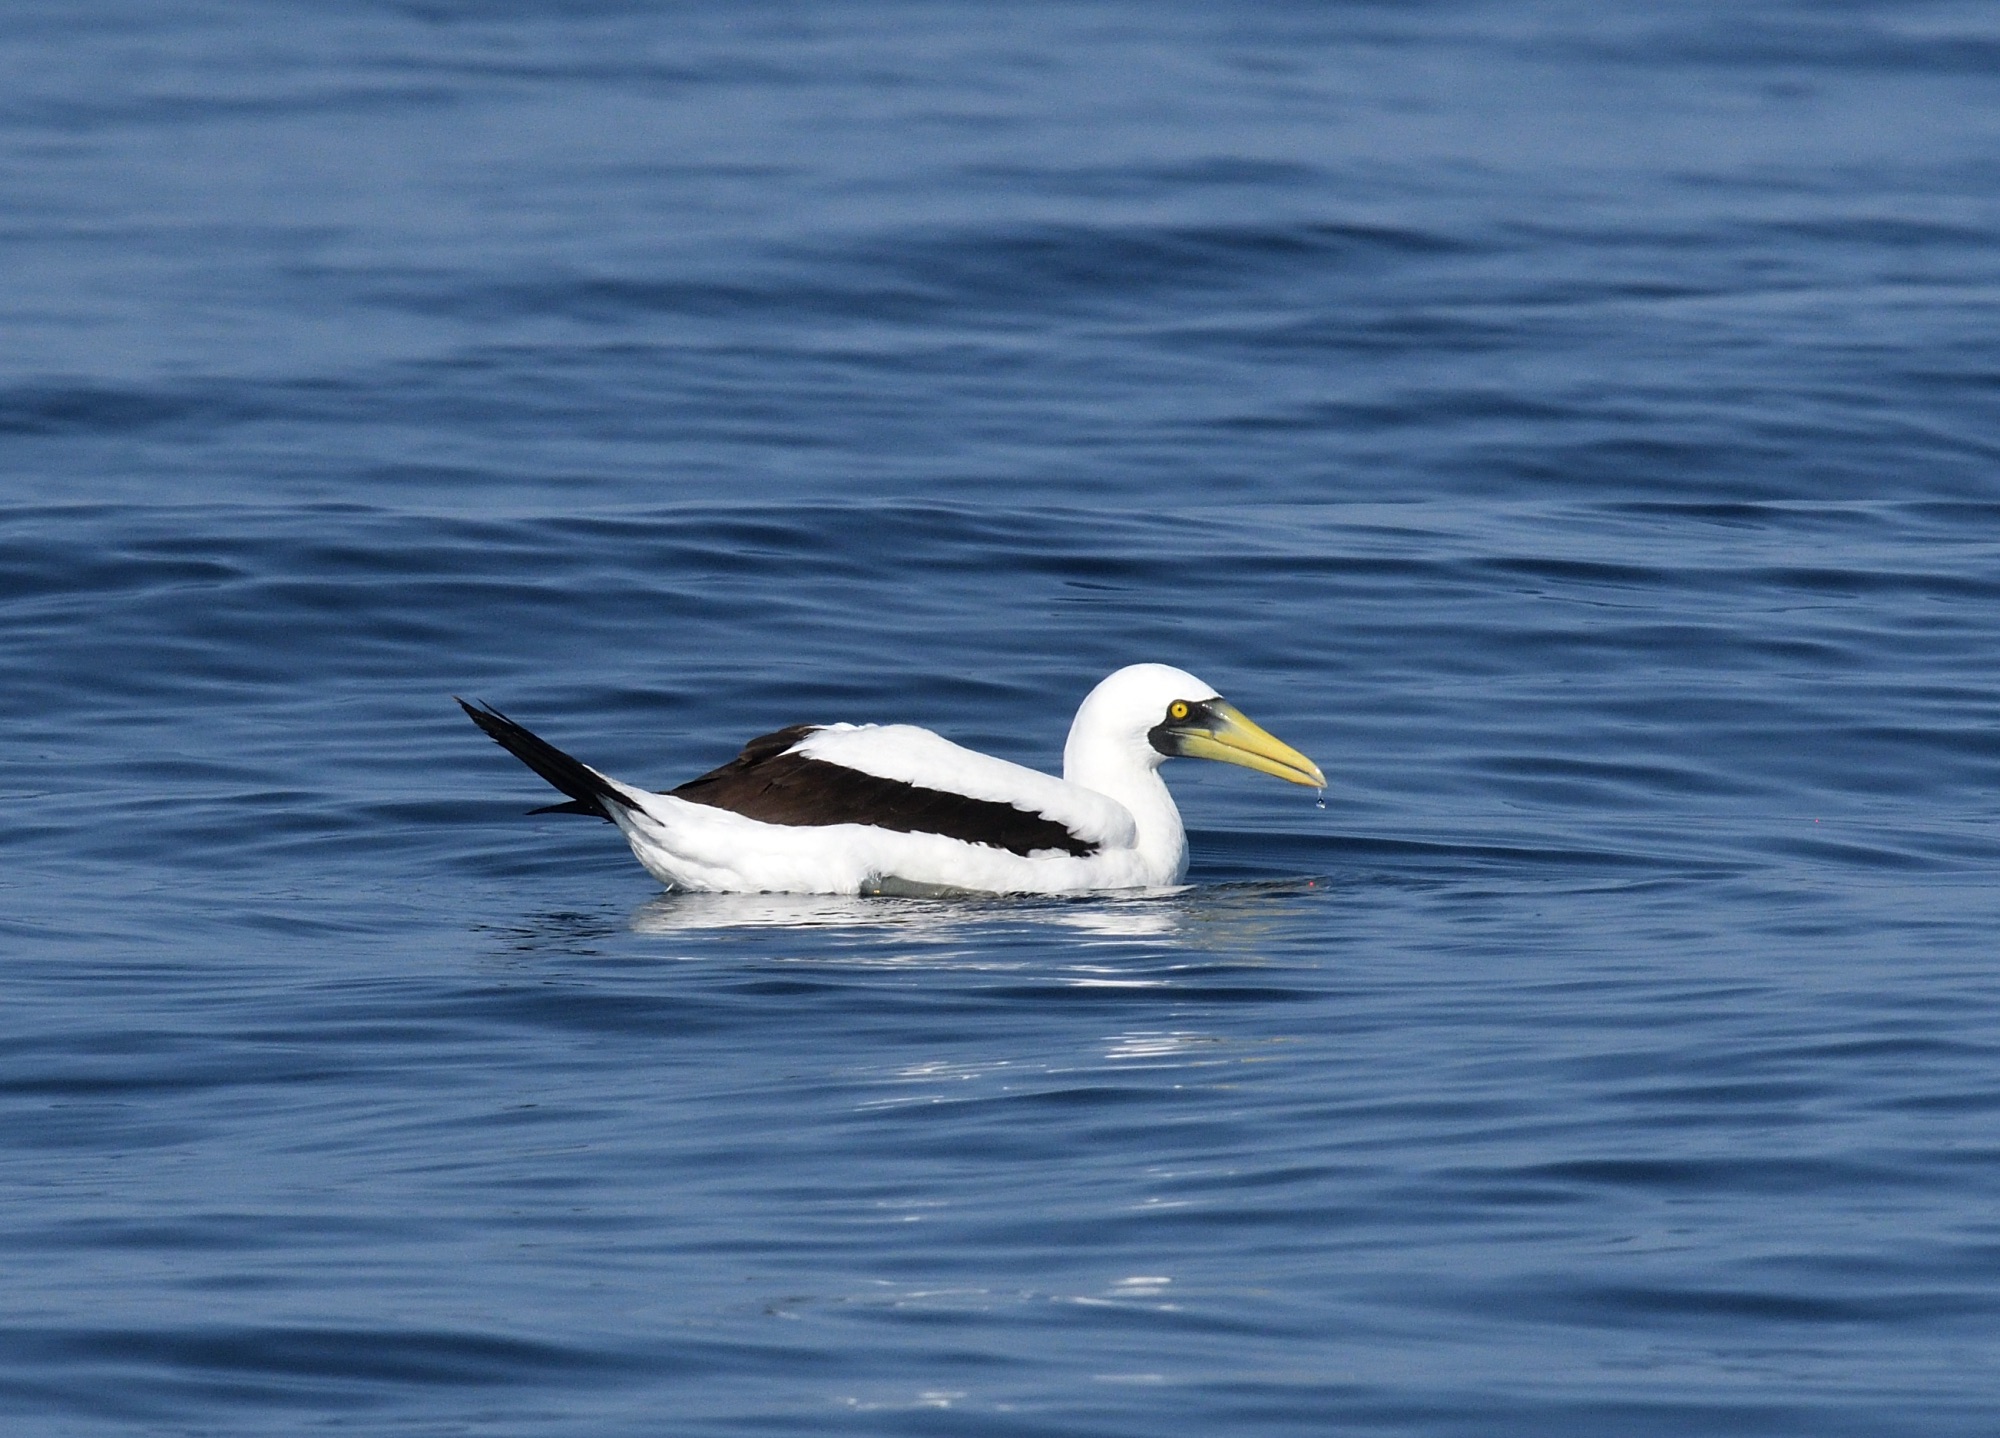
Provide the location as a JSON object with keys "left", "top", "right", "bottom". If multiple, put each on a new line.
{"left": 459, "top": 663, "right": 1324, "bottom": 896}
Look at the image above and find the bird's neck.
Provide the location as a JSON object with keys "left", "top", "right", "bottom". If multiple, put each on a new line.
{"left": 1063, "top": 737, "right": 1187, "bottom": 885}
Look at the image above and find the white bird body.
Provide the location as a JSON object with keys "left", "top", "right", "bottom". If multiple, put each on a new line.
{"left": 461, "top": 664, "right": 1322, "bottom": 897}
{"left": 603, "top": 785, "right": 1155, "bottom": 896}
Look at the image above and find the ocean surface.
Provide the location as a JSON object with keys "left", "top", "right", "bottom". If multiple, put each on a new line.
{"left": 5, "top": 2, "right": 2000, "bottom": 1433}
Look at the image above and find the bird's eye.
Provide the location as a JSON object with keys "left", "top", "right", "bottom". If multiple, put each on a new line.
{"left": 1169, "top": 701, "right": 1190, "bottom": 721}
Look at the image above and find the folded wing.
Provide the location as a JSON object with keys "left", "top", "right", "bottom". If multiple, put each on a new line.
{"left": 672, "top": 722, "right": 1132, "bottom": 858}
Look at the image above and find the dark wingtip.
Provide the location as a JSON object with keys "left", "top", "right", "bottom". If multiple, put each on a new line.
{"left": 457, "top": 696, "right": 627, "bottom": 822}
{"left": 456, "top": 696, "right": 505, "bottom": 737}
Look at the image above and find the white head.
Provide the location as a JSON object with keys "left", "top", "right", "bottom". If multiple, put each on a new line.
{"left": 1062, "top": 664, "right": 1324, "bottom": 790}
{"left": 1063, "top": 664, "right": 1219, "bottom": 779}
{"left": 1058, "top": 665, "right": 1323, "bottom": 888}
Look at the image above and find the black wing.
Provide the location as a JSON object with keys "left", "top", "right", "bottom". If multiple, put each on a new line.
{"left": 459, "top": 700, "right": 635, "bottom": 821}
{"left": 671, "top": 727, "right": 1098, "bottom": 859}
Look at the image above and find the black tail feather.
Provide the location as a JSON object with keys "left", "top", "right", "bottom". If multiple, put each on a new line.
{"left": 457, "top": 699, "right": 635, "bottom": 822}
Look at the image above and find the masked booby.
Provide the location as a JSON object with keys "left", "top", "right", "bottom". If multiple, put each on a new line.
{"left": 459, "top": 663, "right": 1324, "bottom": 896}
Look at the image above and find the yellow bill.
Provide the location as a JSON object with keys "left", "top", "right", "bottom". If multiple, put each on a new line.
{"left": 1169, "top": 700, "right": 1326, "bottom": 788}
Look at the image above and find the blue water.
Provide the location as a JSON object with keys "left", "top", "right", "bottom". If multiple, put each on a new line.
{"left": 5, "top": 2, "right": 2000, "bottom": 1432}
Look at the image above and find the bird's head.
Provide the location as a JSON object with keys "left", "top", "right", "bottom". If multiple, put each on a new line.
{"left": 1065, "top": 663, "right": 1325, "bottom": 789}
